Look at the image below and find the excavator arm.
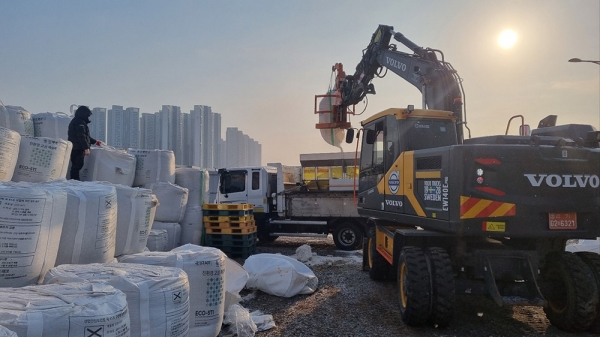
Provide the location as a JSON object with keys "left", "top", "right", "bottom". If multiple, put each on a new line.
{"left": 317, "top": 24, "right": 466, "bottom": 142}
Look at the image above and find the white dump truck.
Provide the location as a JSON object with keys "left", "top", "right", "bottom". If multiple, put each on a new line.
{"left": 216, "top": 152, "right": 366, "bottom": 250}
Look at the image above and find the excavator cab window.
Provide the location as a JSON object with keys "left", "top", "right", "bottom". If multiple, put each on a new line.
{"left": 360, "top": 120, "right": 385, "bottom": 179}
{"left": 403, "top": 118, "right": 458, "bottom": 151}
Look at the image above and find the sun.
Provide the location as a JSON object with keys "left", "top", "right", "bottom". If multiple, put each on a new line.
{"left": 498, "top": 30, "right": 517, "bottom": 48}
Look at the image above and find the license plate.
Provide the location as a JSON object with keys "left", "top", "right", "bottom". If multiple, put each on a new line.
{"left": 549, "top": 212, "right": 577, "bottom": 230}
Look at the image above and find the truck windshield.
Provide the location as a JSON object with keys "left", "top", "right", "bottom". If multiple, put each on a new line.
{"left": 222, "top": 170, "right": 246, "bottom": 194}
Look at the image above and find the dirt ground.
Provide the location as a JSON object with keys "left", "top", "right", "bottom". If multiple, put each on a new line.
{"left": 231, "top": 236, "right": 598, "bottom": 337}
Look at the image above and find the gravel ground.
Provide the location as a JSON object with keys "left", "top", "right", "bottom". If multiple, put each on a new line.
{"left": 229, "top": 236, "right": 598, "bottom": 337}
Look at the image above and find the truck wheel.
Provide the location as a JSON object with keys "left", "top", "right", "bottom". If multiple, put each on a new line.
{"left": 425, "top": 247, "right": 455, "bottom": 328}
{"left": 397, "top": 246, "right": 431, "bottom": 326}
{"left": 333, "top": 222, "right": 363, "bottom": 251}
{"left": 541, "top": 251, "right": 598, "bottom": 332}
{"left": 367, "top": 227, "right": 393, "bottom": 281}
{"left": 576, "top": 252, "right": 600, "bottom": 333}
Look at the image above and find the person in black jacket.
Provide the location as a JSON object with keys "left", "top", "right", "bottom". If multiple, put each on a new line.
{"left": 68, "top": 105, "right": 102, "bottom": 180}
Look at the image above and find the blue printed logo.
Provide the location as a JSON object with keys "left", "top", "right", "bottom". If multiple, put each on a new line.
{"left": 388, "top": 171, "right": 400, "bottom": 194}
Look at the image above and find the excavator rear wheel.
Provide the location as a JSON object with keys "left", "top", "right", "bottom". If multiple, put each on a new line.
{"left": 425, "top": 247, "right": 455, "bottom": 328}
{"left": 576, "top": 252, "right": 600, "bottom": 333}
{"left": 397, "top": 246, "right": 431, "bottom": 326}
{"left": 541, "top": 251, "right": 598, "bottom": 332}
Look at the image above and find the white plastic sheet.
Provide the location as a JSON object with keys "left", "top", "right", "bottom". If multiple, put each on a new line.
{"left": 243, "top": 253, "right": 318, "bottom": 297}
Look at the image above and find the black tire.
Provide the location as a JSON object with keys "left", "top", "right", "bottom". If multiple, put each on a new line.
{"left": 397, "top": 246, "right": 431, "bottom": 326}
{"left": 425, "top": 247, "right": 455, "bottom": 328}
{"left": 258, "top": 234, "right": 278, "bottom": 244}
{"left": 541, "top": 251, "right": 598, "bottom": 332}
{"left": 576, "top": 252, "right": 600, "bottom": 333}
{"left": 333, "top": 222, "right": 364, "bottom": 251}
{"left": 367, "top": 227, "right": 394, "bottom": 281}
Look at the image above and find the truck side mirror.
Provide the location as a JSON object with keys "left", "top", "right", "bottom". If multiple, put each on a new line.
{"left": 519, "top": 124, "right": 531, "bottom": 136}
{"left": 345, "top": 129, "right": 355, "bottom": 144}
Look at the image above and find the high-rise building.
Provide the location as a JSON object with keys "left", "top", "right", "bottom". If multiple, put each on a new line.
{"left": 90, "top": 107, "right": 107, "bottom": 142}
{"left": 107, "top": 105, "right": 140, "bottom": 149}
{"left": 157, "top": 105, "right": 183, "bottom": 164}
{"left": 140, "top": 112, "right": 159, "bottom": 150}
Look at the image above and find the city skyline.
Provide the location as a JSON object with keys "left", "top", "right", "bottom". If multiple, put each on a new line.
{"left": 88, "top": 103, "right": 261, "bottom": 169}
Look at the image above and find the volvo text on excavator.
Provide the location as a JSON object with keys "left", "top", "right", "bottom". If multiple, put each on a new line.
{"left": 315, "top": 24, "right": 600, "bottom": 333}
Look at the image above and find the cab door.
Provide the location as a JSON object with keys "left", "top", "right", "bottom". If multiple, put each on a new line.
{"left": 383, "top": 115, "right": 404, "bottom": 214}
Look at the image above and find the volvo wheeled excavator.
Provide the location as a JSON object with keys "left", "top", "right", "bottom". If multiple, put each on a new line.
{"left": 314, "top": 24, "right": 600, "bottom": 332}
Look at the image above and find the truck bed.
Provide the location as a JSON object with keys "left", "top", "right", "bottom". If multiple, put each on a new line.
{"left": 285, "top": 191, "right": 360, "bottom": 218}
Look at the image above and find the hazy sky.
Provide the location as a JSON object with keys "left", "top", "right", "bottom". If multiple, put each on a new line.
{"left": 1, "top": 0, "right": 599, "bottom": 166}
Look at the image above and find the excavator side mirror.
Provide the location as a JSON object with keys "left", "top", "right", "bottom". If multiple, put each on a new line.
{"left": 345, "top": 129, "right": 355, "bottom": 144}
{"left": 519, "top": 125, "right": 531, "bottom": 136}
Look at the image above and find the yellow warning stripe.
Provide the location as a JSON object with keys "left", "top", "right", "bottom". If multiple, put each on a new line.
{"left": 461, "top": 198, "right": 492, "bottom": 219}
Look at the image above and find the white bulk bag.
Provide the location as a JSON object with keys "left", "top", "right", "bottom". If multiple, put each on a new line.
{"left": 97, "top": 184, "right": 158, "bottom": 257}
{"left": 152, "top": 222, "right": 181, "bottom": 250}
{"left": 0, "top": 105, "right": 34, "bottom": 136}
{"left": 243, "top": 253, "right": 319, "bottom": 297}
{"left": 44, "top": 263, "right": 190, "bottom": 337}
{"left": 0, "top": 127, "right": 20, "bottom": 182}
{"left": 81, "top": 145, "right": 137, "bottom": 186}
{"left": 0, "top": 283, "right": 130, "bottom": 337}
{"left": 179, "top": 206, "right": 203, "bottom": 245}
{"left": 118, "top": 244, "right": 226, "bottom": 337}
{"left": 128, "top": 149, "right": 176, "bottom": 186}
{"left": 60, "top": 140, "right": 72, "bottom": 179}
{"left": 32, "top": 112, "right": 71, "bottom": 139}
{"left": 12, "top": 136, "right": 70, "bottom": 182}
{"left": 147, "top": 229, "right": 169, "bottom": 252}
{"left": 0, "top": 183, "right": 67, "bottom": 287}
{"left": 144, "top": 181, "right": 188, "bottom": 222}
{"left": 0, "top": 325, "right": 16, "bottom": 337}
{"left": 224, "top": 258, "right": 249, "bottom": 312}
{"left": 44, "top": 180, "right": 118, "bottom": 265}
{"left": 175, "top": 167, "right": 209, "bottom": 208}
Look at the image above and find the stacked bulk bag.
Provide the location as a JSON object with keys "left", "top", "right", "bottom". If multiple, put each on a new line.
{"left": 147, "top": 229, "right": 169, "bottom": 251}
{"left": 151, "top": 222, "right": 181, "bottom": 250}
{"left": 176, "top": 167, "right": 210, "bottom": 245}
{"left": 100, "top": 184, "right": 158, "bottom": 257}
{"left": 44, "top": 180, "right": 118, "bottom": 265}
{"left": 0, "top": 105, "right": 34, "bottom": 136}
{"left": 128, "top": 149, "right": 176, "bottom": 186}
{"left": 12, "top": 136, "right": 70, "bottom": 182}
{"left": 44, "top": 263, "right": 190, "bottom": 337}
{"left": 144, "top": 181, "right": 189, "bottom": 223}
{"left": 0, "top": 183, "right": 67, "bottom": 287}
{"left": 32, "top": 112, "right": 71, "bottom": 139}
{"left": 0, "top": 127, "right": 20, "bottom": 182}
{"left": 81, "top": 145, "right": 137, "bottom": 186}
{"left": 0, "top": 283, "right": 130, "bottom": 336}
{"left": 0, "top": 326, "right": 16, "bottom": 337}
{"left": 119, "top": 244, "right": 227, "bottom": 337}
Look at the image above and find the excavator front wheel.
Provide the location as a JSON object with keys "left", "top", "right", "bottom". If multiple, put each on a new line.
{"left": 367, "top": 227, "right": 394, "bottom": 281}
{"left": 397, "top": 246, "right": 431, "bottom": 326}
{"left": 541, "top": 251, "right": 598, "bottom": 332}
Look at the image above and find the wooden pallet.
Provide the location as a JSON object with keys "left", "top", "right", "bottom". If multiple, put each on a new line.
{"left": 202, "top": 203, "right": 254, "bottom": 211}
{"left": 203, "top": 215, "right": 254, "bottom": 223}
{"left": 204, "top": 226, "right": 257, "bottom": 234}
{"left": 204, "top": 220, "right": 255, "bottom": 229}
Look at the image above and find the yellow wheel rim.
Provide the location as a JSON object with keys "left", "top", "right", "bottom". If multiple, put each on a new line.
{"left": 368, "top": 238, "right": 374, "bottom": 269}
{"left": 400, "top": 262, "right": 407, "bottom": 308}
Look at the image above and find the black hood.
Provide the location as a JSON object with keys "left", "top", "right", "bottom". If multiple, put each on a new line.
{"left": 74, "top": 105, "right": 92, "bottom": 123}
